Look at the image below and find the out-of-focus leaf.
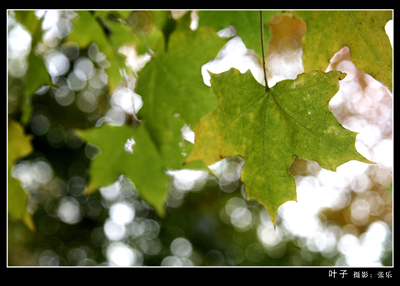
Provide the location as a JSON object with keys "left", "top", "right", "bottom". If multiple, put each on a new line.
{"left": 7, "top": 119, "right": 33, "bottom": 228}
{"left": 13, "top": 11, "right": 52, "bottom": 124}
{"left": 186, "top": 69, "right": 373, "bottom": 225}
{"left": 68, "top": 11, "right": 131, "bottom": 91}
{"left": 136, "top": 12, "right": 230, "bottom": 150}
{"left": 151, "top": 10, "right": 176, "bottom": 48}
{"left": 78, "top": 121, "right": 180, "bottom": 216}
{"left": 8, "top": 120, "right": 33, "bottom": 170}
{"left": 21, "top": 51, "right": 52, "bottom": 124}
{"left": 13, "top": 11, "right": 37, "bottom": 33}
{"left": 293, "top": 10, "right": 392, "bottom": 92}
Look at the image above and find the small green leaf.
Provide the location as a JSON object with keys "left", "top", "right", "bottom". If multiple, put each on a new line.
{"left": 8, "top": 119, "right": 34, "bottom": 227}
{"left": 13, "top": 11, "right": 52, "bottom": 124}
{"left": 21, "top": 51, "right": 52, "bottom": 124}
{"left": 186, "top": 69, "right": 373, "bottom": 225}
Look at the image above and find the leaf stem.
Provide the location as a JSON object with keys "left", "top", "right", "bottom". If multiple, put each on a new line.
{"left": 260, "top": 11, "right": 269, "bottom": 91}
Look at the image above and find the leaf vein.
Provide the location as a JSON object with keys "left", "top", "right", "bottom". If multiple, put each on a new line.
{"left": 222, "top": 92, "right": 267, "bottom": 132}
{"left": 271, "top": 93, "right": 360, "bottom": 157}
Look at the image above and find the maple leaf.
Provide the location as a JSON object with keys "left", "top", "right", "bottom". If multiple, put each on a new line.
{"left": 293, "top": 10, "right": 392, "bottom": 92}
{"left": 78, "top": 12, "right": 228, "bottom": 215}
{"left": 78, "top": 122, "right": 178, "bottom": 216}
{"left": 186, "top": 68, "right": 373, "bottom": 225}
{"left": 135, "top": 12, "right": 229, "bottom": 150}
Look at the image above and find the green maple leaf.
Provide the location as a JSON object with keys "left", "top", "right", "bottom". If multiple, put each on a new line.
{"left": 79, "top": 115, "right": 196, "bottom": 216}
{"left": 79, "top": 13, "right": 228, "bottom": 215}
{"left": 135, "top": 12, "right": 230, "bottom": 150}
{"left": 78, "top": 121, "right": 183, "bottom": 216}
{"left": 293, "top": 10, "right": 392, "bottom": 92}
{"left": 186, "top": 69, "right": 373, "bottom": 225}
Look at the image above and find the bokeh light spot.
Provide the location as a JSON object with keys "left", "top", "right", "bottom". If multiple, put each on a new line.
{"left": 57, "top": 196, "right": 82, "bottom": 225}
